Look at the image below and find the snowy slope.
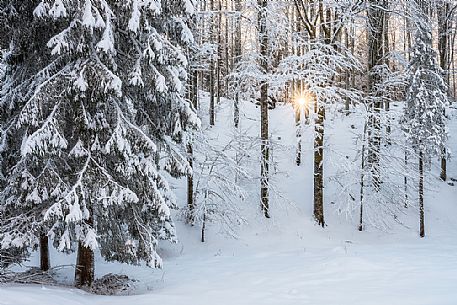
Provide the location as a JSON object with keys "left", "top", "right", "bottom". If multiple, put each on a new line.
{"left": 1, "top": 98, "right": 457, "bottom": 305}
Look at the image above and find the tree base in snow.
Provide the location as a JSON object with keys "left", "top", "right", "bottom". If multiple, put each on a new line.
{"left": 88, "top": 274, "right": 137, "bottom": 296}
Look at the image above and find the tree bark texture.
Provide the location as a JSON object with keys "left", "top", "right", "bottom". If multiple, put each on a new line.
{"left": 259, "top": 0, "right": 270, "bottom": 218}
{"left": 40, "top": 233, "right": 50, "bottom": 271}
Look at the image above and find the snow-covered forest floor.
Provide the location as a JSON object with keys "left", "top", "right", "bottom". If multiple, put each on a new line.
{"left": 1, "top": 96, "right": 457, "bottom": 305}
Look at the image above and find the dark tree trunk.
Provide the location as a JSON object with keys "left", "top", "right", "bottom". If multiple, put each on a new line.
{"left": 40, "top": 233, "right": 50, "bottom": 271}
{"left": 75, "top": 241, "right": 94, "bottom": 287}
{"left": 187, "top": 143, "right": 194, "bottom": 224}
{"left": 187, "top": 56, "right": 198, "bottom": 224}
{"left": 441, "top": 154, "right": 447, "bottom": 181}
{"left": 358, "top": 181, "right": 364, "bottom": 231}
{"left": 312, "top": 0, "right": 329, "bottom": 227}
{"left": 259, "top": 0, "right": 270, "bottom": 218}
{"left": 210, "top": 60, "right": 215, "bottom": 126}
{"left": 75, "top": 212, "right": 95, "bottom": 287}
{"left": 234, "top": 93, "right": 240, "bottom": 128}
{"left": 438, "top": 2, "right": 449, "bottom": 181}
{"left": 234, "top": 0, "right": 242, "bottom": 128}
{"left": 296, "top": 140, "right": 302, "bottom": 166}
{"left": 344, "top": 26, "right": 351, "bottom": 113}
{"left": 216, "top": 0, "right": 222, "bottom": 106}
{"left": 201, "top": 205, "right": 207, "bottom": 243}
{"left": 295, "top": 103, "right": 302, "bottom": 166}
{"left": 296, "top": 120, "right": 302, "bottom": 167}
{"left": 404, "top": 149, "right": 408, "bottom": 208}
{"left": 209, "top": 0, "right": 216, "bottom": 126}
{"left": 359, "top": 121, "right": 368, "bottom": 231}
{"left": 224, "top": 0, "right": 230, "bottom": 94}
{"left": 314, "top": 104, "right": 325, "bottom": 227}
{"left": 367, "top": 0, "right": 386, "bottom": 191}
{"left": 192, "top": 70, "right": 198, "bottom": 110}
{"left": 383, "top": 0, "right": 390, "bottom": 65}
{"left": 419, "top": 150, "right": 425, "bottom": 238}
{"left": 384, "top": 4, "right": 391, "bottom": 145}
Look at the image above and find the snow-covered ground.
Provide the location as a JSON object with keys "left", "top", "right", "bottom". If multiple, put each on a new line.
{"left": 1, "top": 98, "right": 457, "bottom": 305}
{"left": 3, "top": 235, "right": 457, "bottom": 305}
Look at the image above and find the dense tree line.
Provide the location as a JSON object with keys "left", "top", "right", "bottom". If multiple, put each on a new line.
{"left": 0, "top": 0, "right": 454, "bottom": 288}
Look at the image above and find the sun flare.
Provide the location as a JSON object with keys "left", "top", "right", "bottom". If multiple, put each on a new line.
{"left": 295, "top": 91, "right": 313, "bottom": 108}
{"left": 297, "top": 97, "right": 307, "bottom": 107}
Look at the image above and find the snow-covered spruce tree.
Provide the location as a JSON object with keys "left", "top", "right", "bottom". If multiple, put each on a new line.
{"left": 403, "top": 2, "right": 447, "bottom": 238}
{"left": 0, "top": 5, "right": 10, "bottom": 51}
{"left": 0, "top": 0, "right": 60, "bottom": 271}
{"left": 0, "top": 0, "right": 198, "bottom": 287}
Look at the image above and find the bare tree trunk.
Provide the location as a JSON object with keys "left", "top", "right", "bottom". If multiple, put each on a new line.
{"left": 201, "top": 211, "right": 206, "bottom": 242}
{"left": 384, "top": 1, "right": 391, "bottom": 145}
{"left": 187, "top": 143, "right": 194, "bottom": 224}
{"left": 312, "top": 0, "right": 329, "bottom": 227}
{"left": 209, "top": 0, "right": 216, "bottom": 126}
{"left": 404, "top": 149, "right": 408, "bottom": 208}
{"left": 383, "top": 0, "right": 389, "bottom": 65}
{"left": 234, "top": 0, "right": 242, "bottom": 128}
{"left": 75, "top": 241, "right": 94, "bottom": 287}
{"left": 438, "top": 1, "right": 449, "bottom": 181}
{"left": 405, "top": 2, "right": 412, "bottom": 62}
{"left": 216, "top": 0, "right": 222, "bottom": 105}
{"left": 451, "top": 20, "right": 457, "bottom": 100}
{"left": 187, "top": 52, "right": 198, "bottom": 223}
{"left": 350, "top": 21, "right": 356, "bottom": 90}
{"left": 367, "top": 0, "right": 386, "bottom": 191}
{"left": 441, "top": 151, "right": 447, "bottom": 181}
{"left": 296, "top": 137, "right": 302, "bottom": 166}
{"left": 39, "top": 233, "right": 50, "bottom": 271}
{"left": 314, "top": 102, "right": 325, "bottom": 227}
{"left": 419, "top": 150, "right": 425, "bottom": 238}
{"left": 451, "top": 45, "right": 457, "bottom": 98}
{"left": 259, "top": 0, "right": 270, "bottom": 218}
{"left": 192, "top": 70, "right": 198, "bottom": 110}
{"left": 296, "top": 104, "right": 302, "bottom": 166}
{"left": 75, "top": 214, "right": 94, "bottom": 287}
{"left": 210, "top": 63, "right": 215, "bottom": 125}
{"left": 225, "top": 0, "right": 230, "bottom": 94}
{"left": 359, "top": 121, "right": 368, "bottom": 231}
{"left": 404, "top": 5, "right": 411, "bottom": 210}
{"left": 344, "top": 26, "right": 351, "bottom": 113}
